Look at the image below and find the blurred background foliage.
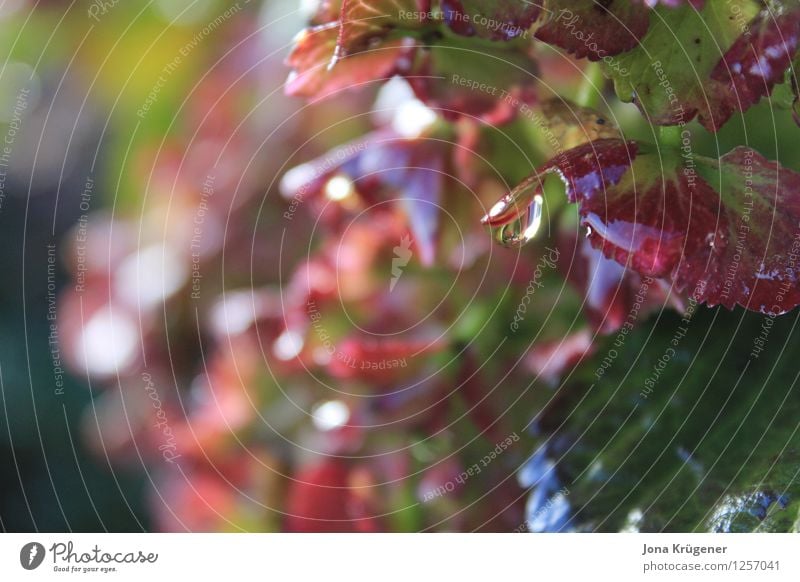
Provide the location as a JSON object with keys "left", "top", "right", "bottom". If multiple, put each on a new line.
{"left": 1, "top": 0, "right": 799, "bottom": 532}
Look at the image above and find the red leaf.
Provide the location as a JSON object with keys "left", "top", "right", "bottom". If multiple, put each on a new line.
{"left": 286, "top": 23, "right": 418, "bottom": 99}
{"left": 327, "top": 331, "right": 447, "bottom": 380}
{"left": 701, "top": 7, "right": 800, "bottom": 131}
{"left": 287, "top": 2, "right": 540, "bottom": 120}
{"left": 441, "top": 0, "right": 541, "bottom": 41}
{"left": 676, "top": 147, "right": 800, "bottom": 313}
{"left": 534, "top": 0, "right": 650, "bottom": 61}
{"left": 335, "top": 0, "right": 431, "bottom": 63}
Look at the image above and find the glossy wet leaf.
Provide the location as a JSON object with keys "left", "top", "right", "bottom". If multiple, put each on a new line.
{"left": 480, "top": 100, "right": 620, "bottom": 245}
{"left": 489, "top": 138, "right": 800, "bottom": 314}
{"left": 559, "top": 229, "right": 674, "bottom": 335}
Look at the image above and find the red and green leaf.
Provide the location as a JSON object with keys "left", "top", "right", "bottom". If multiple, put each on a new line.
{"left": 287, "top": 0, "right": 428, "bottom": 99}
{"left": 607, "top": 0, "right": 787, "bottom": 131}
{"left": 488, "top": 139, "right": 800, "bottom": 314}
{"left": 706, "top": 6, "right": 800, "bottom": 130}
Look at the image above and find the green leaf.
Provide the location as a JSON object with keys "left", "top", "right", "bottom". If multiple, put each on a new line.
{"left": 557, "top": 308, "right": 800, "bottom": 532}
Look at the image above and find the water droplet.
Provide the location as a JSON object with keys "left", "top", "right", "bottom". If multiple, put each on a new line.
{"left": 707, "top": 490, "right": 790, "bottom": 532}
{"left": 490, "top": 194, "right": 544, "bottom": 247}
{"left": 482, "top": 173, "right": 548, "bottom": 248}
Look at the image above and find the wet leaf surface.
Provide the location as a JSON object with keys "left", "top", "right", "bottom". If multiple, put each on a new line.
{"left": 538, "top": 308, "right": 800, "bottom": 532}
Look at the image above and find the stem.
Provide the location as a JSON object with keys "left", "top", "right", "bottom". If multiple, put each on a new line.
{"left": 575, "top": 62, "right": 605, "bottom": 109}
{"left": 658, "top": 126, "right": 682, "bottom": 149}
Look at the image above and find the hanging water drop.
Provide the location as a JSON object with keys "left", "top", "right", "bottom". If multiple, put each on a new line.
{"left": 482, "top": 173, "right": 545, "bottom": 248}
{"left": 521, "top": 194, "right": 544, "bottom": 243}
{"left": 491, "top": 194, "right": 544, "bottom": 247}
